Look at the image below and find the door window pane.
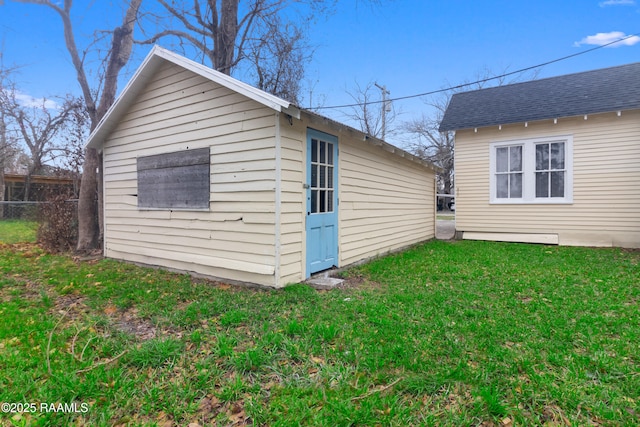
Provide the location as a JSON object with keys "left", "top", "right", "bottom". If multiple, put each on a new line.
{"left": 320, "top": 141, "right": 326, "bottom": 163}
{"left": 311, "top": 190, "right": 318, "bottom": 213}
{"left": 327, "top": 143, "right": 334, "bottom": 165}
{"left": 311, "top": 139, "right": 318, "bottom": 163}
{"left": 311, "top": 164, "right": 318, "bottom": 187}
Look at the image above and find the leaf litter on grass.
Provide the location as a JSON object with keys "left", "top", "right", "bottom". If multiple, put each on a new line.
{"left": 1, "top": 240, "right": 640, "bottom": 425}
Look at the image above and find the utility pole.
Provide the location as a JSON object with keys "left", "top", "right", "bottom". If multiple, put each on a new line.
{"left": 374, "top": 82, "right": 391, "bottom": 140}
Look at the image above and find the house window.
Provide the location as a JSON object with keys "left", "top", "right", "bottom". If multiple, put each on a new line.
{"left": 137, "top": 148, "right": 210, "bottom": 210}
{"left": 535, "top": 142, "right": 565, "bottom": 198}
{"left": 490, "top": 136, "right": 572, "bottom": 204}
{"left": 495, "top": 145, "right": 523, "bottom": 199}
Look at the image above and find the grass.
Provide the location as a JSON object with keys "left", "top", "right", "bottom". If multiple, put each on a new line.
{"left": 0, "top": 238, "right": 638, "bottom": 426}
{"left": 0, "top": 220, "right": 38, "bottom": 244}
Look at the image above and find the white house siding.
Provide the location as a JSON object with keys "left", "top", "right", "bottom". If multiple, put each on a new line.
{"left": 338, "top": 134, "right": 436, "bottom": 265}
{"left": 455, "top": 110, "right": 640, "bottom": 248}
{"left": 102, "top": 61, "right": 280, "bottom": 286}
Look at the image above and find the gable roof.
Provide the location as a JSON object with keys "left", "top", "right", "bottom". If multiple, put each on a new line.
{"left": 86, "top": 46, "right": 436, "bottom": 171}
{"left": 86, "top": 45, "right": 301, "bottom": 149}
{"left": 439, "top": 62, "right": 640, "bottom": 132}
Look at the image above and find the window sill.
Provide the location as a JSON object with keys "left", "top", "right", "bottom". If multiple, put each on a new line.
{"left": 489, "top": 199, "right": 573, "bottom": 205}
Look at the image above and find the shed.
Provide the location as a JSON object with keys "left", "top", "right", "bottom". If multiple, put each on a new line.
{"left": 440, "top": 62, "right": 640, "bottom": 248}
{"left": 86, "top": 46, "right": 437, "bottom": 287}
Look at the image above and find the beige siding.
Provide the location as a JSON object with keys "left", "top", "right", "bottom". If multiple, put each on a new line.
{"left": 338, "top": 137, "right": 436, "bottom": 264}
{"left": 277, "top": 114, "right": 305, "bottom": 285}
{"left": 272, "top": 115, "right": 436, "bottom": 283}
{"left": 102, "top": 61, "right": 279, "bottom": 286}
{"left": 455, "top": 110, "right": 640, "bottom": 247}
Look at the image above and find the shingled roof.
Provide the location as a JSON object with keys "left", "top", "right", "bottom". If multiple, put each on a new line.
{"left": 439, "top": 62, "right": 640, "bottom": 132}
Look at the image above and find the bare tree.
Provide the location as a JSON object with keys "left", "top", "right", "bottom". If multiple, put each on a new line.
{"left": 247, "top": 16, "right": 310, "bottom": 104}
{"left": 13, "top": 0, "right": 143, "bottom": 251}
{"left": 403, "top": 103, "right": 454, "bottom": 196}
{"left": 404, "top": 67, "right": 542, "bottom": 198}
{"left": 136, "top": 0, "right": 335, "bottom": 102}
{"left": 344, "top": 81, "right": 397, "bottom": 139}
{"left": 0, "top": 83, "right": 82, "bottom": 200}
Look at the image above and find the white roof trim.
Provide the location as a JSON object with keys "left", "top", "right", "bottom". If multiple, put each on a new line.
{"left": 86, "top": 45, "right": 296, "bottom": 149}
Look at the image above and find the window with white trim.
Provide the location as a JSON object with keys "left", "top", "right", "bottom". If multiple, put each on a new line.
{"left": 490, "top": 135, "right": 572, "bottom": 204}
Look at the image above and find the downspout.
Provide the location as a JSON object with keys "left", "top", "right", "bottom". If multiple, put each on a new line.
{"left": 274, "top": 112, "right": 282, "bottom": 287}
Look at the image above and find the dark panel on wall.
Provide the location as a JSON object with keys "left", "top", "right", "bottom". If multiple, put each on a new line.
{"left": 137, "top": 148, "right": 210, "bottom": 209}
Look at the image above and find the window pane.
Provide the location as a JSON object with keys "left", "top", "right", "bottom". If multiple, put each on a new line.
{"left": 496, "top": 147, "right": 508, "bottom": 173}
{"left": 311, "top": 139, "right": 318, "bottom": 162}
{"left": 311, "top": 190, "right": 318, "bottom": 213}
{"left": 319, "top": 190, "right": 326, "bottom": 212}
{"left": 551, "top": 171, "right": 564, "bottom": 197}
{"left": 510, "top": 173, "right": 522, "bottom": 198}
{"left": 320, "top": 140, "right": 326, "bottom": 163}
{"left": 536, "top": 143, "right": 548, "bottom": 171}
{"left": 311, "top": 164, "right": 318, "bottom": 188}
{"left": 320, "top": 165, "right": 326, "bottom": 187}
{"left": 327, "top": 143, "right": 334, "bottom": 165}
{"left": 327, "top": 190, "right": 333, "bottom": 212}
{"left": 550, "top": 142, "right": 565, "bottom": 170}
{"left": 536, "top": 172, "right": 549, "bottom": 197}
{"left": 496, "top": 174, "right": 509, "bottom": 198}
{"left": 510, "top": 146, "right": 522, "bottom": 172}
{"left": 327, "top": 166, "right": 333, "bottom": 189}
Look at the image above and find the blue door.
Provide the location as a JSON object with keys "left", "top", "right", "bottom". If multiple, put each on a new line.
{"left": 306, "top": 129, "right": 338, "bottom": 276}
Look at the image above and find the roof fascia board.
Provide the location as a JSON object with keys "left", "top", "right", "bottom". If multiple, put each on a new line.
{"left": 449, "top": 108, "right": 640, "bottom": 133}
{"left": 303, "top": 110, "right": 441, "bottom": 173}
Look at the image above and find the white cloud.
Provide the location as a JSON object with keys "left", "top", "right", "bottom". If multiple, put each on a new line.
{"left": 14, "top": 92, "right": 60, "bottom": 110}
{"left": 599, "top": 0, "right": 636, "bottom": 6}
{"left": 574, "top": 31, "right": 640, "bottom": 47}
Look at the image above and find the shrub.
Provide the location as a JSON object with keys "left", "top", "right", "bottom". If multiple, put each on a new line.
{"left": 37, "top": 194, "right": 78, "bottom": 252}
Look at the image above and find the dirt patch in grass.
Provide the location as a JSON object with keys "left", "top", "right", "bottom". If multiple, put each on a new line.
{"left": 337, "top": 273, "right": 386, "bottom": 291}
{"left": 53, "top": 293, "right": 89, "bottom": 316}
{"left": 111, "top": 307, "right": 158, "bottom": 341}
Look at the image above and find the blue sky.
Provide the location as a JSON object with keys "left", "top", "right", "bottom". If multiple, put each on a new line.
{"left": 1, "top": 0, "right": 639, "bottom": 145}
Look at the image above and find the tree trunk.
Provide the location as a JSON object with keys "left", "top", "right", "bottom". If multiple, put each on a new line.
{"left": 76, "top": 146, "right": 99, "bottom": 250}
{"left": 215, "top": 0, "right": 239, "bottom": 74}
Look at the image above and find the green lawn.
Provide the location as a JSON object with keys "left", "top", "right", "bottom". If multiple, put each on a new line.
{"left": 0, "top": 240, "right": 638, "bottom": 426}
{"left": 0, "top": 220, "right": 38, "bottom": 244}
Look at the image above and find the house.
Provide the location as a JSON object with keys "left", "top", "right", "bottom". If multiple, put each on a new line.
{"left": 439, "top": 62, "right": 640, "bottom": 248}
{"left": 86, "top": 46, "right": 437, "bottom": 288}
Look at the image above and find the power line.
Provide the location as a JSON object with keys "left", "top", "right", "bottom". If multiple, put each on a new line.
{"left": 311, "top": 32, "right": 640, "bottom": 110}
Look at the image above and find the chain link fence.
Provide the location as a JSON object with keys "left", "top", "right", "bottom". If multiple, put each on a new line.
{"left": 0, "top": 200, "right": 79, "bottom": 221}
{"left": 0, "top": 201, "right": 41, "bottom": 220}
